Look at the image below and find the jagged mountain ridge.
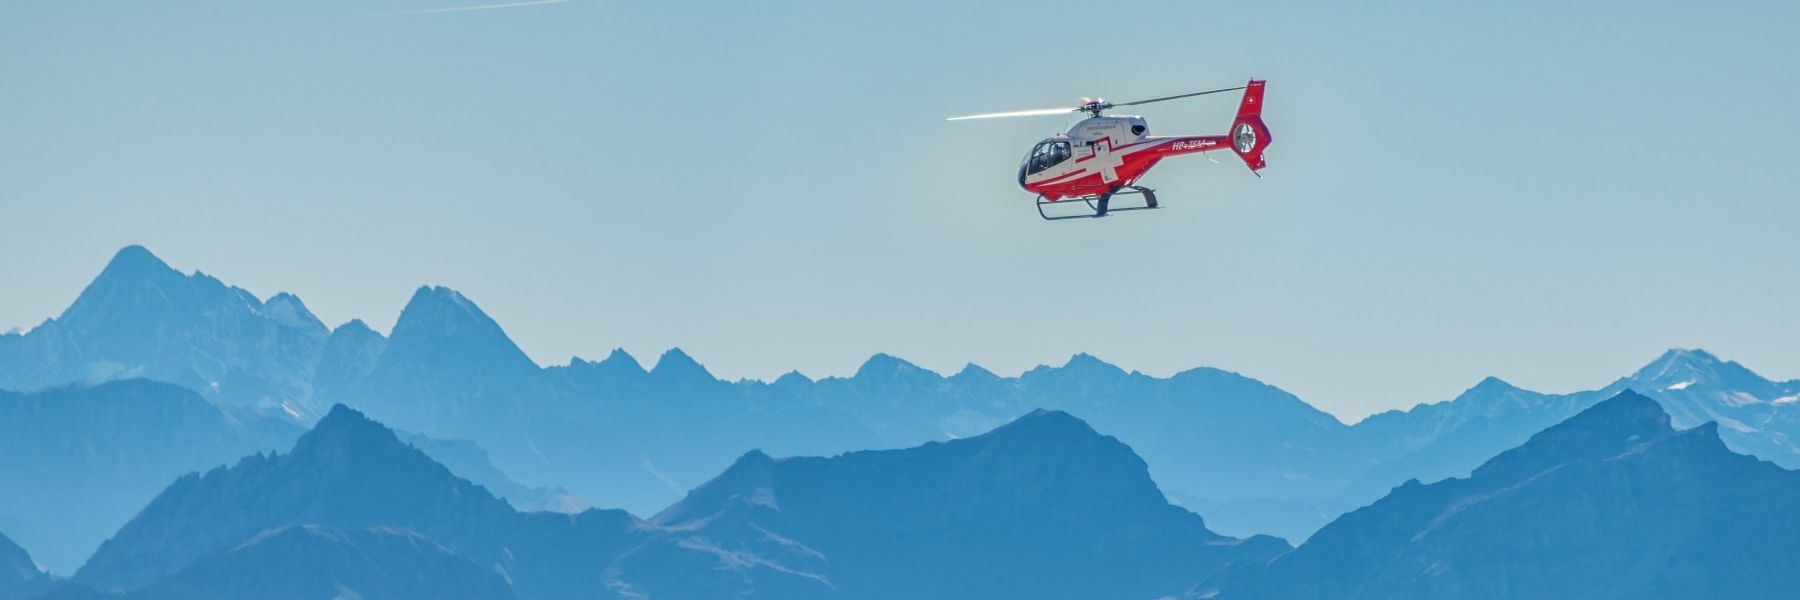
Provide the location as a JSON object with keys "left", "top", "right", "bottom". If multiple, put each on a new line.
{"left": 1197, "top": 391, "right": 1800, "bottom": 599}
{"left": 631, "top": 408, "right": 1289, "bottom": 600}
{"left": 397, "top": 432, "right": 589, "bottom": 514}
{"left": 0, "top": 246, "right": 329, "bottom": 417}
{"left": 1340, "top": 349, "right": 1800, "bottom": 505}
{"left": 69, "top": 404, "right": 1283, "bottom": 600}
{"left": 72, "top": 404, "right": 644, "bottom": 597}
{"left": 0, "top": 247, "right": 1354, "bottom": 515}
{"left": 6, "top": 246, "right": 1799, "bottom": 545}
{"left": 0, "top": 380, "right": 302, "bottom": 574}
{"left": 0, "top": 378, "right": 587, "bottom": 576}
{"left": 1598, "top": 348, "right": 1800, "bottom": 461}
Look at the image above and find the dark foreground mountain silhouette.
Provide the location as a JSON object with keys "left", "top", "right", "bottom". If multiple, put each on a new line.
{"left": 1196, "top": 390, "right": 1800, "bottom": 600}
{"left": 64, "top": 526, "right": 516, "bottom": 600}
{"left": 66, "top": 404, "right": 1281, "bottom": 600}
{"left": 72, "top": 405, "right": 641, "bottom": 597}
{"left": 194, "top": 526, "right": 514, "bottom": 600}
{"left": 8, "top": 246, "right": 1800, "bottom": 547}
{"left": 624, "top": 408, "right": 1289, "bottom": 600}
{"left": 0, "top": 533, "right": 51, "bottom": 600}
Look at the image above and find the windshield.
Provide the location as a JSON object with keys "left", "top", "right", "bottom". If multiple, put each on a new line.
{"left": 1022, "top": 140, "right": 1072, "bottom": 177}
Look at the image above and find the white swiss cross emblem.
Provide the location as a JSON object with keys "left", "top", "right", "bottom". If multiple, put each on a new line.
{"left": 1091, "top": 140, "right": 1124, "bottom": 184}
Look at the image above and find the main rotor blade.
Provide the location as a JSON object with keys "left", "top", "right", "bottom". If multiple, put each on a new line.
{"left": 1112, "top": 86, "right": 1246, "bottom": 107}
{"left": 946, "top": 107, "right": 1079, "bottom": 121}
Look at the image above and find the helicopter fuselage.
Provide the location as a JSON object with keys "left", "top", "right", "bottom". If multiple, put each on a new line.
{"left": 1019, "top": 115, "right": 1232, "bottom": 201}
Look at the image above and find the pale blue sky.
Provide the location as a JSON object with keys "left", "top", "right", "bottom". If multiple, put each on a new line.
{"left": 2, "top": 0, "right": 1795, "bottom": 420}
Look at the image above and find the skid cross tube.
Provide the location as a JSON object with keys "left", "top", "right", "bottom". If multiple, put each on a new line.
{"left": 1036, "top": 186, "right": 1159, "bottom": 221}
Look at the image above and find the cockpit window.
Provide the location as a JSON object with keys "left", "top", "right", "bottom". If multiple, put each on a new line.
{"left": 1023, "top": 141, "right": 1073, "bottom": 176}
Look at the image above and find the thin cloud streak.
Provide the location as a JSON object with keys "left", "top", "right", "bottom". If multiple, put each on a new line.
{"left": 369, "top": 0, "right": 567, "bottom": 17}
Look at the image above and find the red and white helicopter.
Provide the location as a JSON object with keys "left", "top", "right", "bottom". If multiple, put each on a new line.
{"left": 949, "top": 79, "right": 1271, "bottom": 220}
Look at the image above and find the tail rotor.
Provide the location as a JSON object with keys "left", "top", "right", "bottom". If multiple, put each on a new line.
{"left": 1228, "top": 80, "right": 1272, "bottom": 173}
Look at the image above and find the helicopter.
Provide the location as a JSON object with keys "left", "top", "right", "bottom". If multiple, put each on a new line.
{"left": 948, "top": 79, "right": 1270, "bottom": 220}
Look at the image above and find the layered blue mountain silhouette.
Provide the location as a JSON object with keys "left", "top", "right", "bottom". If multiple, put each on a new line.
{"left": 0, "top": 380, "right": 300, "bottom": 573}
{"left": 87, "top": 526, "right": 518, "bottom": 600}
{"left": 61, "top": 405, "right": 1281, "bottom": 600}
{"left": 0, "top": 246, "right": 328, "bottom": 416}
{"left": 10, "top": 245, "right": 1800, "bottom": 587}
{"left": 0, "top": 379, "right": 577, "bottom": 574}
{"left": 0, "top": 533, "right": 52, "bottom": 600}
{"left": 71, "top": 404, "right": 643, "bottom": 597}
{"left": 28, "top": 387, "right": 1800, "bottom": 599}
{"left": 1195, "top": 391, "right": 1800, "bottom": 599}
{"left": 5, "top": 246, "right": 1800, "bottom": 554}
{"left": 624, "top": 408, "right": 1288, "bottom": 600}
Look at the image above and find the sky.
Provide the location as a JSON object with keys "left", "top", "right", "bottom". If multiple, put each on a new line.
{"left": 2, "top": 0, "right": 1796, "bottom": 421}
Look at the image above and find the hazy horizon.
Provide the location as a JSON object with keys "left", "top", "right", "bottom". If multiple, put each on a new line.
{"left": 5, "top": 243, "right": 1790, "bottom": 425}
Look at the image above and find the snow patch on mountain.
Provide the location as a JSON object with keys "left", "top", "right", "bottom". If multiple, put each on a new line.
{"left": 1723, "top": 391, "right": 1763, "bottom": 407}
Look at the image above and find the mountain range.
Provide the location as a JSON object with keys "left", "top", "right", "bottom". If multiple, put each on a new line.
{"left": 627, "top": 408, "right": 1288, "bottom": 600}
{"left": 1195, "top": 390, "right": 1800, "bottom": 599}
{"left": 59, "top": 404, "right": 1282, "bottom": 600}
{"left": 0, "top": 245, "right": 327, "bottom": 417}
{"left": 24, "top": 389, "right": 1800, "bottom": 599}
{"left": 71, "top": 404, "right": 638, "bottom": 596}
{"left": 0, "top": 379, "right": 579, "bottom": 573}
{"left": 0, "top": 380, "right": 299, "bottom": 573}
{"left": 4, "top": 246, "right": 1798, "bottom": 559}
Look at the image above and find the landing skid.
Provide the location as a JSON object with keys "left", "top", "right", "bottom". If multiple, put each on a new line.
{"left": 1037, "top": 186, "right": 1159, "bottom": 221}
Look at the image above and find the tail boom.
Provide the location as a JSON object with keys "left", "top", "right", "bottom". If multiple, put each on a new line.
{"left": 1144, "top": 79, "right": 1271, "bottom": 172}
